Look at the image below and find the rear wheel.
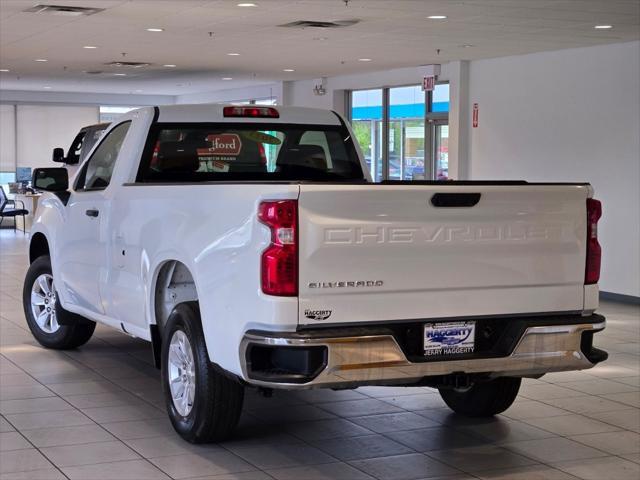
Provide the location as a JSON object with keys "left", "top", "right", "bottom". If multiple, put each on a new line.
{"left": 438, "top": 377, "right": 521, "bottom": 417}
{"left": 161, "top": 302, "right": 244, "bottom": 443}
{"left": 23, "top": 255, "right": 96, "bottom": 349}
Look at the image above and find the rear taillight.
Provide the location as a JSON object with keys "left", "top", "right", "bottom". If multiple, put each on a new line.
{"left": 585, "top": 198, "right": 602, "bottom": 285}
{"left": 258, "top": 200, "right": 298, "bottom": 296}
{"left": 223, "top": 106, "right": 279, "bottom": 118}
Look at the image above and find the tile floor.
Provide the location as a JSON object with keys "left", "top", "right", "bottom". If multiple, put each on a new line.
{"left": 0, "top": 229, "right": 639, "bottom": 480}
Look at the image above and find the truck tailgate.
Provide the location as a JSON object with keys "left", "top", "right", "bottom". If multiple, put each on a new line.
{"left": 298, "top": 184, "right": 590, "bottom": 326}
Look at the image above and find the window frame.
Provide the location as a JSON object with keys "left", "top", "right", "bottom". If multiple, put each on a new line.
{"left": 74, "top": 121, "right": 132, "bottom": 192}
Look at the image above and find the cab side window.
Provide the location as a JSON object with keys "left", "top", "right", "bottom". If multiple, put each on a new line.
{"left": 80, "top": 127, "right": 107, "bottom": 163}
{"left": 77, "top": 122, "right": 131, "bottom": 190}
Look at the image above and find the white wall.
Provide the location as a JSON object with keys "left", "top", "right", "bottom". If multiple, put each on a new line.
{"left": 0, "top": 91, "right": 172, "bottom": 174}
{"left": 16, "top": 105, "right": 99, "bottom": 169}
{"left": 0, "top": 105, "right": 16, "bottom": 172}
{"left": 468, "top": 41, "right": 640, "bottom": 297}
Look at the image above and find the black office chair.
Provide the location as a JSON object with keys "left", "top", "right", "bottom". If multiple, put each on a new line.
{"left": 0, "top": 186, "right": 29, "bottom": 233}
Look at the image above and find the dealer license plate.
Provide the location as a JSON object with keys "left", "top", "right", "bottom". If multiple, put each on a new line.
{"left": 424, "top": 321, "right": 475, "bottom": 356}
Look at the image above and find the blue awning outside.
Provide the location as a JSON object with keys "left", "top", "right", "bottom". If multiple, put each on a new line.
{"left": 351, "top": 102, "right": 449, "bottom": 120}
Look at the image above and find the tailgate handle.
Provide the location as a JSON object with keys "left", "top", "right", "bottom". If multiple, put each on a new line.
{"left": 431, "top": 193, "right": 481, "bottom": 208}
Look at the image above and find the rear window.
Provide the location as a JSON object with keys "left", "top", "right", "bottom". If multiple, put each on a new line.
{"left": 136, "top": 123, "right": 364, "bottom": 182}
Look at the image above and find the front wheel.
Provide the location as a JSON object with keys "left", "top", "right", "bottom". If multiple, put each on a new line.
{"left": 23, "top": 255, "right": 96, "bottom": 350}
{"left": 438, "top": 377, "right": 521, "bottom": 417}
{"left": 161, "top": 302, "right": 244, "bottom": 443}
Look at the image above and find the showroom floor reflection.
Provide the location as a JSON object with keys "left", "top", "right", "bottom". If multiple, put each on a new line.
{"left": 1, "top": 230, "right": 639, "bottom": 480}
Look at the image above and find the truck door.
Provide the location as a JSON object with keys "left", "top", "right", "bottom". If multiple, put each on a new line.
{"left": 57, "top": 122, "right": 131, "bottom": 315}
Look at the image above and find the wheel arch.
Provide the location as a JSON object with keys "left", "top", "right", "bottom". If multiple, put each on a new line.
{"left": 29, "top": 232, "right": 50, "bottom": 264}
{"left": 149, "top": 259, "right": 199, "bottom": 367}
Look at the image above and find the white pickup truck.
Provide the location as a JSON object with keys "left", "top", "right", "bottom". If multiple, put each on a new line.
{"left": 24, "top": 104, "right": 607, "bottom": 443}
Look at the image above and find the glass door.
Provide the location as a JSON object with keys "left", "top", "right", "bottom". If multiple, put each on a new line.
{"left": 350, "top": 89, "right": 383, "bottom": 181}
{"left": 389, "top": 86, "right": 426, "bottom": 180}
{"left": 432, "top": 121, "right": 449, "bottom": 180}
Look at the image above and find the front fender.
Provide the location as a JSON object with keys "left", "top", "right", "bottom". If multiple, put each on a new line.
{"left": 30, "top": 194, "right": 68, "bottom": 303}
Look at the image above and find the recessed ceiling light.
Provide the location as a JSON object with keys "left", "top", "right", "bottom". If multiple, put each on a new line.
{"left": 461, "top": 44, "right": 474, "bottom": 48}
{"left": 43, "top": 86, "right": 52, "bottom": 89}
{"left": 134, "top": 89, "right": 143, "bottom": 92}
{"left": 594, "top": 25, "right": 613, "bottom": 29}
{"left": 35, "top": 59, "right": 48, "bottom": 62}
{"left": 427, "top": 15, "right": 447, "bottom": 19}
{"left": 227, "top": 52, "right": 240, "bottom": 56}
{"left": 83, "top": 45, "right": 98, "bottom": 49}
{"left": 113, "top": 73, "right": 127, "bottom": 76}
{"left": 237, "top": 2, "right": 256, "bottom": 6}
{"left": 146, "top": 27, "right": 164, "bottom": 32}
{"left": 358, "top": 58, "right": 372, "bottom": 62}
{"left": 163, "top": 64, "right": 177, "bottom": 67}
{"left": 313, "top": 36, "right": 328, "bottom": 41}
{"left": 0, "top": 69, "right": 9, "bottom": 72}
{"left": 283, "top": 68, "right": 295, "bottom": 72}
{"left": 222, "top": 77, "right": 233, "bottom": 80}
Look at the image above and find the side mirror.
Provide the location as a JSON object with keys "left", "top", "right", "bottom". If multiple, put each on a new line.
{"left": 52, "top": 147, "right": 66, "bottom": 163}
{"left": 32, "top": 168, "right": 69, "bottom": 192}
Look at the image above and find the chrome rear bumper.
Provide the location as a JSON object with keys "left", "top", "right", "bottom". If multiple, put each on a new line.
{"left": 240, "top": 316, "right": 606, "bottom": 389}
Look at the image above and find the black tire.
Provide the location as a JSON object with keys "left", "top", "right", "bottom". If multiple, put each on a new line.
{"left": 23, "top": 255, "right": 96, "bottom": 350}
{"left": 161, "top": 302, "right": 244, "bottom": 443}
{"left": 439, "top": 377, "right": 521, "bottom": 417}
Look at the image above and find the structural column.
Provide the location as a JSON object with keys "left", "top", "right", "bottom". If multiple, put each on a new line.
{"left": 447, "top": 60, "right": 470, "bottom": 180}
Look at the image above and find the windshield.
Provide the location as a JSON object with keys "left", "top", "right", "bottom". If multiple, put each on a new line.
{"left": 137, "top": 123, "right": 364, "bottom": 182}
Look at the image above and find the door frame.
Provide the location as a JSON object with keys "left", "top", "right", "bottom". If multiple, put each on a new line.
{"left": 428, "top": 118, "right": 449, "bottom": 180}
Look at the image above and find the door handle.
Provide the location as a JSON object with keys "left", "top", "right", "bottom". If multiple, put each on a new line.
{"left": 85, "top": 209, "right": 99, "bottom": 217}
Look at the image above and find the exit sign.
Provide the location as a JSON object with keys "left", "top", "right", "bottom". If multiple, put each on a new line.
{"left": 422, "top": 75, "right": 435, "bottom": 91}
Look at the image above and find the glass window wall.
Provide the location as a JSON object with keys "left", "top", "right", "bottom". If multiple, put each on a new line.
{"left": 350, "top": 83, "right": 448, "bottom": 181}
{"left": 350, "top": 89, "right": 383, "bottom": 182}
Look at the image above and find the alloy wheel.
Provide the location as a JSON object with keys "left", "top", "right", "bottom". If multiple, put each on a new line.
{"left": 167, "top": 329, "right": 196, "bottom": 416}
{"left": 30, "top": 273, "right": 60, "bottom": 334}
